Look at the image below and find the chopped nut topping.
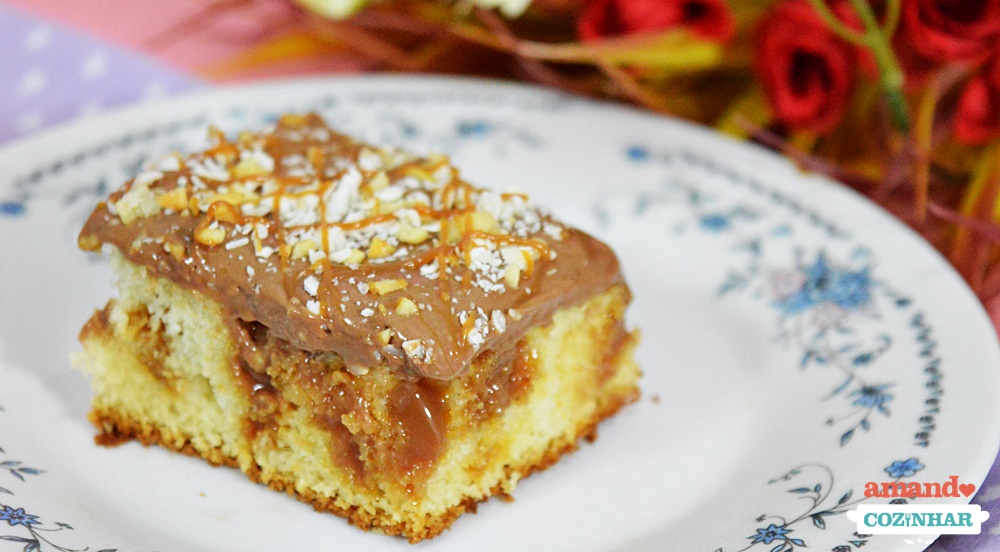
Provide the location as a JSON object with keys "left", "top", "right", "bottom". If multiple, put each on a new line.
{"left": 367, "top": 237, "right": 396, "bottom": 259}
{"left": 396, "top": 224, "right": 429, "bottom": 245}
{"left": 396, "top": 297, "right": 418, "bottom": 316}
{"left": 78, "top": 233, "right": 100, "bottom": 252}
{"left": 206, "top": 201, "right": 240, "bottom": 225}
{"left": 231, "top": 152, "right": 274, "bottom": 178}
{"left": 291, "top": 240, "right": 319, "bottom": 261}
{"left": 369, "top": 171, "right": 389, "bottom": 192}
{"left": 279, "top": 113, "right": 309, "bottom": 128}
{"left": 114, "top": 172, "right": 161, "bottom": 224}
{"left": 504, "top": 264, "right": 521, "bottom": 289}
{"left": 194, "top": 223, "right": 226, "bottom": 246}
{"left": 157, "top": 187, "right": 189, "bottom": 212}
{"left": 371, "top": 279, "right": 408, "bottom": 295}
{"left": 163, "top": 240, "right": 186, "bottom": 261}
{"left": 98, "top": 114, "right": 565, "bottom": 338}
{"left": 331, "top": 248, "right": 365, "bottom": 266}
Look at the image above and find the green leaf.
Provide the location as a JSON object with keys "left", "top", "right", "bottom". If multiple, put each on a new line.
{"left": 519, "top": 31, "right": 724, "bottom": 70}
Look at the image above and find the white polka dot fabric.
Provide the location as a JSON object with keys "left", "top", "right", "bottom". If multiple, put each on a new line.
{"left": 0, "top": 5, "right": 198, "bottom": 143}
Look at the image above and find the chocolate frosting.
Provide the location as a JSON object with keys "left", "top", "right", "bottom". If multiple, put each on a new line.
{"left": 79, "top": 114, "right": 625, "bottom": 380}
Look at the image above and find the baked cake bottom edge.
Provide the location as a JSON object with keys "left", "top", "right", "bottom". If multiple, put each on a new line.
{"left": 74, "top": 251, "right": 640, "bottom": 542}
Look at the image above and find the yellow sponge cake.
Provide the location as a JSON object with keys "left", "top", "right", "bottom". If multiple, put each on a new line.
{"left": 74, "top": 113, "right": 640, "bottom": 542}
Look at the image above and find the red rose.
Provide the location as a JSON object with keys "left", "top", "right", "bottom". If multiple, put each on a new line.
{"left": 578, "top": 0, "right": 736, "bottom": 42}
{"left": 900, "top": 0, "right": 1000, "bottom": 63}
{"left": 955, "top": 56, "right": 1000, "bottom": 145}
{"left": 754, "top": 1, "right": 857, "bottom": 133}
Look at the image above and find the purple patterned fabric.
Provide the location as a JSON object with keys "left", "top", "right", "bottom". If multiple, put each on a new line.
{"left": 927, "top": 454, "right": 1000, "bottom": 551}
{"left": 0, "top": 4, "right": 198, "bottom": 143}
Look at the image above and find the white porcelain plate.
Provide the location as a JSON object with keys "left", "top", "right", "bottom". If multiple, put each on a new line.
{"left": 0, "top": 77, "right": 998, "bottom": 552}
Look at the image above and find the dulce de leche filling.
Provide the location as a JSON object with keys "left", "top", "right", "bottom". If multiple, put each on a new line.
{"left": 79, "top": 113, "right": 624, "bottom": 382}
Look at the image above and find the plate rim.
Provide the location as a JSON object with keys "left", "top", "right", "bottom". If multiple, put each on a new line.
{"left": 0, "top": 74, "right": 998, "bottom": 551}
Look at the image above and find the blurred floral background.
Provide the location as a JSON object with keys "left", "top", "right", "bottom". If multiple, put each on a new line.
{"left": 5, "top": 0, "right": 1000, "bottom": 312}
{"left": 113, "top": 0, "right": 1000, "bottom": 311}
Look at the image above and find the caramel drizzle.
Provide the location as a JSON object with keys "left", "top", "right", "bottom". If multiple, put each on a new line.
{"left": 179, "top": 121, "right": 552, "bottom": 318}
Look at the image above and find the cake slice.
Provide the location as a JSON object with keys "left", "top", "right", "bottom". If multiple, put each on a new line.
{"left": 74, "top": 113, "right": 639, "bottom": 542}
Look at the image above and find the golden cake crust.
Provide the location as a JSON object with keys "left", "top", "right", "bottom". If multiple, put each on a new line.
{"left": 86, "top": 366, "right": 637, "bottom": 543}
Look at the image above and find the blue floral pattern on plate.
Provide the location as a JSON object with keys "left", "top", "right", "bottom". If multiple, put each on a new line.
{"left": 592, "top": 144, "right": 955, "bottom": 551}
{"left": 719, "top": 458, "right": 925, "bottom": 552}
{"left": 596, "top": 146, "right": 941, "bottom": 449}
{"left": 0, "top": 405, "right": 115, "bottom": 552}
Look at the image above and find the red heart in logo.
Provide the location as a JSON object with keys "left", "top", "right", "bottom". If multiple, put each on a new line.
{"left": 959, "top": 483, "right": 977, "bottom": 497}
